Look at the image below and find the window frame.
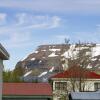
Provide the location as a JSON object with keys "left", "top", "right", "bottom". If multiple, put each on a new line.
{"left": 55, "top": 81, "right": 67, "bottom": 91}
{"left": 94, "top": 82, "right": 100, "bottom": 91}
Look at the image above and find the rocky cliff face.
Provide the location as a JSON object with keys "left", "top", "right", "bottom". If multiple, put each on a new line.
{"left": 15, "top": 43, "right": 100, "bottom": 82}
{"left": 16, "top": 44, "right": 69, "bottom": 71}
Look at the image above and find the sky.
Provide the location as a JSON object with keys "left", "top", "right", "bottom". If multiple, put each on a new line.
{"left": 1, "top": 0, "right": 100, "bottom": 70}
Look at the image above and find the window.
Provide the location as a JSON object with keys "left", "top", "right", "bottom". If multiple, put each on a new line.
{"left": 94, "top": 83, "right": 100, "bottom": 91}
{"left": 55, "top": 82, "right": 67, "bottom": 91}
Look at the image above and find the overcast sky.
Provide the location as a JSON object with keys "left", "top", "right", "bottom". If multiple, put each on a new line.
{"left": 1, "top": 0, "right": 100, "bottom": 70}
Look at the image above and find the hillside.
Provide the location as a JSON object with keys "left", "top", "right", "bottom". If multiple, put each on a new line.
{"left": 15, "top": 43, "right": 100, "bottom": 82}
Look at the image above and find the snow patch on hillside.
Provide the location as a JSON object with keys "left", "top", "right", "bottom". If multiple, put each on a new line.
{"left": 38, "top": 71, "right": 47, "bottom": 77}
{"left": 48, "top": 52, "right": 58, "bottom": 57}
{"left": 31, "top": 58, "right": 35, "bottom": 61}
{"left": 41, "top": 50, "right": 46, "bottom": 51}
{"left": 34, "top": 51, "right": 38, "bottom": 53}
{"left": 86, "top": 52, "right": 91, "bottom": 56}
{"left": 91, "top": 58, "right": 97, "bottom": 61}
{"left": 62, "top": 45, "right": 78, "bottom": 59}
{"left": 39, "top": 60, "right": 42, "bottom": 63}
{"left": 49, "top": 67, "right": 54, "bottom": 72}
{"left": 75, "top": 47, "right": 89, "bottom": 51}
{"left": 92, "top": 45, "right": 100, "bottom": 57}
{"left": 23, "top": 70, "right": 32, "bottom": 77}
{"left": 87, "top": 64, "right": 92, "bottom": 69}
{"left": 49, "top": 49, "right": 60, "bottom": 52}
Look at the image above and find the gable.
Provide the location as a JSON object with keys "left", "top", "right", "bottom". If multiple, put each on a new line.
{"left": 0, "top": 44, "right": 9, "bottom": 60}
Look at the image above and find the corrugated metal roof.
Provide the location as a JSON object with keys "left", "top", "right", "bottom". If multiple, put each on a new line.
{"left": 3, "top": 83, "right": 52, "bottom": 96}
{"left": 71, "top": 91, "right": 100, "bottom": 99}
{"left": 52, "top": 66, "right": 100, "bottom": 79}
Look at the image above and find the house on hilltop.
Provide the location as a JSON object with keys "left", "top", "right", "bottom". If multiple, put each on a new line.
{"left": 51, "top": 65, "right": 100, "bottom": 100}
{"left": 0, "top": 43, "right": 9, "bottom": 100}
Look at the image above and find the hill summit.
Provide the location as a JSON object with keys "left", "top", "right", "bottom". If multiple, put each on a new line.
{"left": 15, "top": 43, "right": 100, "bottom": 82}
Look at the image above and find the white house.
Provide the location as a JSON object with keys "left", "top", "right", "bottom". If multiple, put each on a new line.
{"left": 51, "top": 66, "right": 100, "bottom": 100}
{"left": 0, "top": 43, "right": 9, "bottom": 100}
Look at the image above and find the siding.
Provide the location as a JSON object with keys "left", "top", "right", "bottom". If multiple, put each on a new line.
{"left": 0, "top": 59, "right": 3, "bottom": 100}
{"left": 2, "top": 98, "right": 50, "bottom": 100}
{"left": 3, "top": 96, "right": 52, "bottom": 100}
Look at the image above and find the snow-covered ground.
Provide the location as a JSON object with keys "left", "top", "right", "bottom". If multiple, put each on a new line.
{"left": 48, "top": 52, "right": 58, "bottom": 57}
{"left": 39, "top": 60, "right": 42, "bottom": 63}
{"left": 62, "top": 45, "right": 79, "bottom": 59}
{"left": 41, "top": 50, "right": 46, "bottom": 51}
{"left": 38, "top": 71, "right": 47, "bottom": 77}
{"left": 49, "top": 67, "right": 54, "bottom": 72}
{"left": 23, "top": 70, "right": 32, "bottom": 77}
{"left": 38, "top": 67, "right": 54, "bottom": 78}
{"left": 62, "top": 44, "right": 100, "bottom": 59}
{"left": 49, "top": 49, "right": 61, "bottom": 52}
{"left": 92, "top": 45, "right": 100, "bottom": 57}
{"left": 87, "top": 64, "right": 92, "bottom": 69}
{"left": 31, "top": 58, "right": 35, "bottom": 61}
{"left": 34, "top": 51, "right": 38, "bottom": 53}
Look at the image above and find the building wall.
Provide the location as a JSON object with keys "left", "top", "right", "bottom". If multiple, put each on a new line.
{"left": 3, "top": 98, "right": 49, "bottom": 100}
{"left": 52, "top": 79, "right": 100, "bottom": 100}
{"left": 0, "top": 59, "right": 3, "bottom": 100}
{"left": 3, "top": 96, "right": 52, "bottom": 100}
{"left": 53, "top": 80, "right": 100, "bottom": 91}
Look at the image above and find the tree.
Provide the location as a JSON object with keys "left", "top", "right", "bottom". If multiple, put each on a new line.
{"left": 3, "top": 68, "right": 24, "bottom": 82}
{"left": 61, "top": 41, "right": 95, "bottom": 92}
{"left": 13, "top": 66, "right": 24, "bottom": 77}
{"left": 3, "top": 70, "right": 11, "bottom": 82}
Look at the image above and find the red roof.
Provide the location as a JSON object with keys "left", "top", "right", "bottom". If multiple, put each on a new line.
{"left": 52, "top": 66, "right": 100, "bottom": 79}
{"left": 3, "top": 83, "right": 52, "bottom": 96}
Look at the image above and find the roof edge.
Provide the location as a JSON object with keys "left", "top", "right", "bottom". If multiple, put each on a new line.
{"left": 0, "top": 43, "right": 9, "bottom": 60}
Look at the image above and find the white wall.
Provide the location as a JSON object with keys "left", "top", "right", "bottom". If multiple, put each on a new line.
{"left": 0, "top": 59, "right": 3, "bottom": 100}
{"left": 53, "top": 79, "right": 100, "bottom": 100}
